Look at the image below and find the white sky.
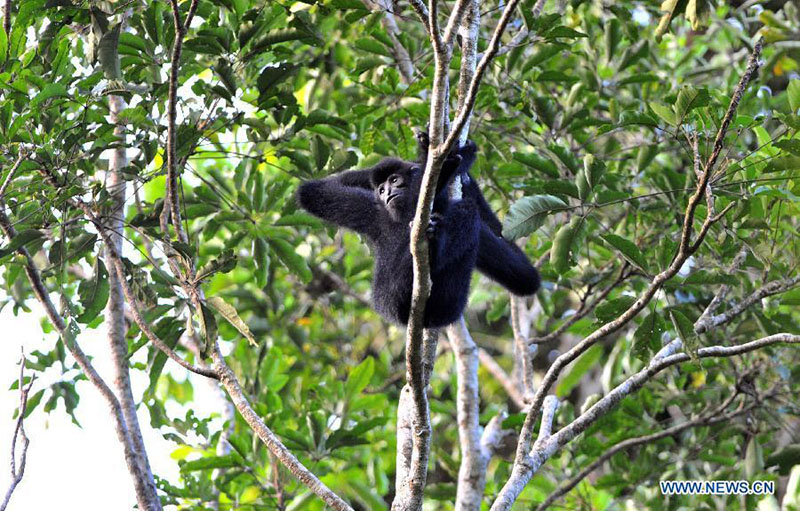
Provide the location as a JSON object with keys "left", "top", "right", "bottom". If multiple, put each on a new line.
{"left": 0, "top": 302, "right": 218, "bottom": 510}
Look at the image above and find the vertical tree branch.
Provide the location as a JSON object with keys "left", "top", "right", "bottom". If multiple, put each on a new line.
{"left": 364, "top": 0, "right": 414, "bottom": 84}
{"left": 105, "top": 92, "right": 162, "bottom": 511}
{"left": 447, "top": 319, "right": 486, "bottom": 511}
{"left": 510, "top": 296, "right": 535, "bottom": 399}
{"left": 162, "top": 0, "right": 199, "bottom": 244}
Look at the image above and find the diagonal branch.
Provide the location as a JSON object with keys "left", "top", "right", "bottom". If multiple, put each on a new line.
{"left": 511, "top": 39, "right": 764, "bottom": 466}
{"left": 695, "top": 273, "right": 800, "bottom": 334}
{"left": 491, "top": 333, "right": 800, "bottom": 511}
{"left": 0, "top": 207, "right": 156, "bottom": 511}
{"left": 536, "top": 391, "right": 761, "bottom": 511}
{"left": 213, "top": 353, "right": 355, "bottom": 511}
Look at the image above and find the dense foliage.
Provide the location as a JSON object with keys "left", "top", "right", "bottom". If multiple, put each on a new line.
{"left": 1, "top": 0, "right": 799, "bottom": 509}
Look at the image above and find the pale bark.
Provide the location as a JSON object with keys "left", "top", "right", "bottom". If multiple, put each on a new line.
{"left": 448, "top": 319, "right": 485, "bottom": 511}
{"left": 491, "top": 330, "right": 799, "bottom": 511}
{"left": 364, "top": 0, "right": 414, "bottom": 83}
{"left": 695, "top": 274, "right": 800, "bottom": 333}
{"left": 536, "top": 392, "right": 761, "bottom": 511}
{"left": 105, "top": 93, "right": 161, "bottom": 510}
{"left": 510, "top": 296, "right": 535, "bottom": 399}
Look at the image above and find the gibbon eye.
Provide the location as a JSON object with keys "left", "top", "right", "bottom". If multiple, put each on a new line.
{"left": 390, "top": 176, "right": 398, "bottom": 184}
{"left": 379, "top": 186, "right": 384, "bottom": 194}
{"left": 410, "top": 166, "right": 420, "bottom": 173}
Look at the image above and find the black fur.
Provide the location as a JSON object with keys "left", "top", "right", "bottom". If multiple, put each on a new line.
{"left": 297, "top": 146, "right": 479, "bottom": 328}
{"left": 416, "top": 132, "right": 540, "bottom": 296}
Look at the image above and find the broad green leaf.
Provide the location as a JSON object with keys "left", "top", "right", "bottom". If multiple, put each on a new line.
{"left": 773, "top": 139, "right": 800, "bottom": 156}
{"left": 502, "top": 195, "right": 568, "bottom": 240}
{"left": 271, "top": 238, "right": 311, "bottom": 282}
{"left": 787, "top": 79, "right": 800, "bottom": 113}
{"left": 633, "top": 311, "right": 666, "bottom": 359}
{"left": 98, "top": 23, "right": 122, "bottom": 79}
{"left": 245, "top": 29, "right": 308, "bottom": 60}
{"left": 181, "top": 454, "right": 244, "bottom": 472}
{"left": 764, "top": 155, "right": 800, "bottom": 173}
{"left": 674, "top": 85, "right": 709, "bottom": 124}
{"left": 199, "top": 303, "right": 218, "bottom": 350}
{"left": 649, "top": 101, "right": 676, "bottom": 126}
{"left": 601, "top": 234, "right": 648, "bottom": 270}
{"left": 550, "top": 216, "right": 583, "bottom": 274}
{"left": 207, "top": 295, "right": 257, "bottom": 346}
{"left": 513, "top": 152, "right": 559, "bottom": 178}
{"left": 595, "top": 296, "right": 636, "bottom": 323}
{"left": 31, "top": 83, "right": 67, "bottom": 108}
{"left": 604, "top": 18, "right": 621, "bottom": 63}
{"left": 0, "top": 229, "right": 44, "bottom": 259}
{"left": 556, "top": 344, "right": 603, "bottom": 397}
{"left": 76, "top": 259, "right": 110, "bottom": 324}
{"left": 345, "top": 357, "right": 375, "bottom": 397}
{"left": 254, "top": 237, "right": 270, "bottom": 287}
{"left": 669, "top": 309, "right": 696, "bottom": 348}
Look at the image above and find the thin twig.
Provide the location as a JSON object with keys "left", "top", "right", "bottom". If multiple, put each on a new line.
{"left": 1, "top": 351, "right": 33, "bottom": 511}
{"left": 0, "top": 152, "right": 26, "bottom": 199}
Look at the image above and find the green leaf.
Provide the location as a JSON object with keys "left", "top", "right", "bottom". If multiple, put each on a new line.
{"left": 550, "top": 216, "right": 583, "bottom": 274}
{"left": 354, "top": 38, "right": 391, "bottom": 57}
{"left": 537, "top": 70, "right": 578, "bottom": 83}
{"left": 669, "top": 309, "right": 696, "bottom": 347}
{"left": 254, "top": 237, "right": 269, "bottom": 287}
{"left": 649, "top": 102, "right": 676, "bottom": 126}
{"left": 256, "top": 63, "right": 296, "bottom": 98}
{"left": 199, "top": 303, "right": 218, "bottom": 349}
{"left": 633, "top": 311, "right": 666, "bottom": 359}
{"left": 601, "top": 234, "right": 648, "bottom": 270}
{"left": 181, "top": 454, "right": 244, "bottom": 472}
{"left": 345, "top": 357, "right": 375, "bottom": 397}
{"left": 311, "top": 136, "right": 330, "bottom": 171}
{"left": 146, "top": 318, "right": 185, "bottom": 395}
{"left": 0, "top": 229, "right": 44, "bottom": 259}
{"left": 502, "top": 195, "right": 568, "bottom": 240}
{"left": 31, "top": 84, "right": 67, "bottom": 109}
{"left": 513, "top": 152, "right": 559, "bottom": 178}
{"left": 98, "top": 23, "right": 122, "bottom": 79}
{"left": 76, "top": 259, "right": 110, "bottom": 324}
{"left": 595, "top": 296, "right": 636, "bottom": 323}
{"left": 556, "top": 344, "right": 603, "bottom": 397}
{"left": 196, "top": 250, "right": 237, "bottom": 282}
{"left": 744, "top": 438, "right": 763, "bottom": 479}
{"left": 244, "top": 29, "right": 309, "bottom": 60}
{"left": 673, "top": 85, "right": 710, "bottom": 124}
{"left": 787, "top": 79, "right": 800, "bottom": 113}
{"left": 207, "top": 296, "right": 257, "bottom": 346}
{"left": 773, "top": 139, "right": 800, "bottom": 156}
{"left": 271, "top": 238, "right": 311, "bottom": 282}
{"left": 604, "top": 18, "right": 621, "bottom": 63}
{"left": 764, "top": 155, "right": 800, "bottom": 173}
